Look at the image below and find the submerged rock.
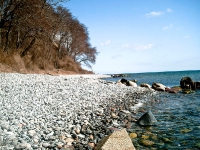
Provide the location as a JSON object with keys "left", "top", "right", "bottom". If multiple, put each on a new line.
{"left": 195, "top": 142, "right": 200, "bottom": 148}
{"left": 129, "top": 133, "right": 137, "bottom": 139}
{"left": 137, "top": 110, "right": 157, "bottom": 126}
{"left": 182, "top": 89, "right": 195, "bottom": 94}
{"left": 141, "top": 134, "right": 149, "bottom": 140}
{"left": 180, "top": 128, "right": 192, "bottom": 133}
{"left": 141, "top": 139, "right": 155, "bottom": 146}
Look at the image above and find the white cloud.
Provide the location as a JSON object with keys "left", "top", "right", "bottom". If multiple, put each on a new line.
{"left": 101, "top": 40, "right": 111, "bottom": 46}
{"left": 146, "top": 11, "right": 164, "bottom": 18}
{"left": 166, "top": 8, "right": 173, "bottom": 13}
{"left": 146, "top": 8, "right": 173, "bottom": 18}
{"left": 163, "top": 23, "right": 173, "bottom": 30}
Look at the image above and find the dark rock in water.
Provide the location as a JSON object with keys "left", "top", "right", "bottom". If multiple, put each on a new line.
{"left": 180, "top": 76, "right": 196, "bottom": 90}
{"left": 111, "top": 74, "right": 127, "bottom": 78}
{"left": 137, "top": 110, "right": 157, "bottom": 126}
{"left": 195, "top": 81, "right": 200, "bottom": 89}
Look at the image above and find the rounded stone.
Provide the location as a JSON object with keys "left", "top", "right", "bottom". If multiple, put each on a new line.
{"left": 42, "top": 142, "right": 50, "bottom": 147}
{"left": 33, "top": 138, "right": 39, "bottom": 143}
{"left": 141, "top": 139, "right": 155, "bottom": 146}
{"left": 129, "top": 133, "right": 137, "bottom": 139}
{"left": 75, "top": 129, "right": 80, "bottom": 134}
{"left": 89, "top": 134, "right": 94, "bottom": 140}
{"left": 88, "top": 142, "right": 95, "bottom": 148}
{"left": 28, "top": 130, "right": 36, "bottom": 137}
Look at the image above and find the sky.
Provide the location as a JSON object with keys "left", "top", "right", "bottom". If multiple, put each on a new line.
{"left": 63, "top": 0, "right": 200, "bottom": 74}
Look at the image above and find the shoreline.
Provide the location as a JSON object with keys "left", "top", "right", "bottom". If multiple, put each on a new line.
{"left": 0, "top": 73, "right": 157, "bottom": 149}
{"left": 0, "top": 71, "right": 111, "bottom": 78}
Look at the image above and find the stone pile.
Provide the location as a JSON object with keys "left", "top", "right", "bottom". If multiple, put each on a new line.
{"left": 0, "top": 73, "right": 156, "bottom": 150}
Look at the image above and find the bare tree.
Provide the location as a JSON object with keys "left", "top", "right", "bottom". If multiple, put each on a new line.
{"left": 54, "top": 6, "right": 98, "bottom": 68}
{"left": 0, "top": 0, "right": 97, "bottom": 71}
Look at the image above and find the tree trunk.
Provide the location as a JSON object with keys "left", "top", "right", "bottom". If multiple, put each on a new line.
{"left": 3, "top": 21, "right": 12, "bottom": 52}
{"left": 16, "top": 28, "right": 21, "bottom": 49}
{"left": 20, "top": 37, "right": 36, "bottom": 57}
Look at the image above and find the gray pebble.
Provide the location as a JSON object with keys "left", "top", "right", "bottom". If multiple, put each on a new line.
{"left": 0, "top": 73, "right": 156, "bottom": 149}
{"left": 42, "top": 142, "right": 50, "bottom": 147}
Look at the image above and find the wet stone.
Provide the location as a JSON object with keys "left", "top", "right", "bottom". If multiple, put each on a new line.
{"left": 141, "top": 139, "right": 155, "bottom": 146}
{"left": 130, "top": 133, "right": 137, "bottom": 139}
{"left": 137, "top": 110, "right": 158, "bottom": 126}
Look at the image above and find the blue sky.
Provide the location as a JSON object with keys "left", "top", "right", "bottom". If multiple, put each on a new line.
{"left": 64, "top": 0, "right": 200, "bottom": 74}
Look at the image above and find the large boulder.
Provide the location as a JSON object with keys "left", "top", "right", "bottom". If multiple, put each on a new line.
{"left": 116, "top": 82, "right": 126, "bottom": 86}
{"left": 95, "top": 129, "right": 136, "bottom": 150}
{"left": 116, "top": 78, "right": 137, "bottom": 87}
{"left": 128, "top": 81, "right": 137, "bottom": 87}
{"left": 140, "top": 83, "right": 151, "bottom": 89}
{"left": 168, "top": 86, "right": 182, "bottom": 93}
{"left": 180, "top": 77, "right": 196, "bottom": 90}
{"left": 120, "top": 78, "right": 129, "bottom": 85}
{"left": 137, "top": 110, "right": 157, "bottom": 126}
{"left": 152, "top": 83, "right": 166, "bottom": 91}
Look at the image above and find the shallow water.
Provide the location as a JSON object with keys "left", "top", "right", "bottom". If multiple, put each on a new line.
{"left": 132, "top": 91, "right": 200, "bottom": 149}
{"left": 104, "top": 70, "right": 200, "bottom": 149}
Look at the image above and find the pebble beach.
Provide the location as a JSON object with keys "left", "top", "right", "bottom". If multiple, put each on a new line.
{"left": 0, "top": 73, "right": 157, "bottom": 150}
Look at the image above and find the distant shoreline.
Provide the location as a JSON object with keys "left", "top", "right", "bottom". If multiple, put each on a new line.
{"left": 106, "top": 69, "right": 200, "bottom": 75}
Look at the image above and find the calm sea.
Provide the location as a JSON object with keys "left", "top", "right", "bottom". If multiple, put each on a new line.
{"left": 104, "top": 70, "right": 200, "bottom": 149}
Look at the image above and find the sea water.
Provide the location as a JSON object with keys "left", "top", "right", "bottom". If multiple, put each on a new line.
{"left": 104, "top": 70, "right": 200, "bottom": 149}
